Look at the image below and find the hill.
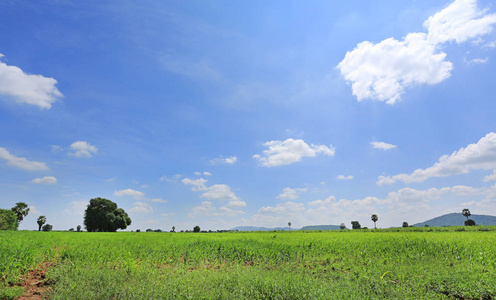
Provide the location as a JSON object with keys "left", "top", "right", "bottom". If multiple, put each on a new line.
{"left": 300, "top": 225, "right": 343, "bottom": 230}
{"left": 413, "top": 213, "right": 496, "bottom": 227}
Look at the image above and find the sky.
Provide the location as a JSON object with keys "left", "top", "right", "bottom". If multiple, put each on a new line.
{"left": 1, "top": 0, "right": 496, "bottom": 231}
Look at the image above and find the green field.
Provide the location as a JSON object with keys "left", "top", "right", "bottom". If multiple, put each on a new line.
{"left": 1, "top": 228, "right": 495, "bottom": 299}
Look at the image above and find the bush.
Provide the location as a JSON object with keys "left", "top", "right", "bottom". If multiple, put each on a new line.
{"left": 136, "top": 229, "right": 141, "bottom": 232}
{"left": 69, "top": 228, "right": 74, "bottom": 232}
{"left": 146, "top": 229, "right": 153, "bottom": 232}
{"left": 193, "top": 225, "right": 201, "bottom": 233}
{"left": 464, "top": 219, "right": 476, "bottom": 226}
{"left": 402, "top": 222, "right": 409, "bottom": 228}
{"left": 0, "top": 209, "right": 18, "bottom": 230}
{"left": 42, "top": 224, "right": 53, "bottom": 231}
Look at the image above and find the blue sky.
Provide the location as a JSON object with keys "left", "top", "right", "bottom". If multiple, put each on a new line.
{"left": 2, "top": 0, "right": 496, "bottom": 231}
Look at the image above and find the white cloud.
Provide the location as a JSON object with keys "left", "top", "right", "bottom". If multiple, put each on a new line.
{"left": 424, "top": 0, "right": 496, "bottom": 45}
{"left": 277, "top": 187, "right": 307, "bottom": 200}
{"left": 0, "top": 54, "right": 63, "bottom": 109}
{"left": 258, "top": 201, "right": 306, "bottom": 215}
{"left": 483, "top": 41, "right": 496, "bottom": 49}
{"left": 203, "top": 171, "right": 212, "bottom": 176}
{"left": 32, "top": 176, "right": 57, "bottom": 185}
{"left": 371, "top": 141, "right": 397, "bottom": 150}
{"left": 114, "top": 188, "right": 145, "bottom": 200}
{"left": 254, "top": 138, "right": 335, "bottom": 167}
{"left": 151, "top": 198, "right": 168, "bottom": 203}
{"left": 69, "top": 141, "right": 98, "bottom": 158}
{"left": 483, "top": 170, "right": 496, "bottom": 182}
{"left": 201, "top": 184, "right": 239, "bottom": 201}
{"left": 28, "top": 205, "right": 41, "bottom": 215}
{"left": 211, "top": 156, "right": 237, "bottom": 165}
{"left": 465, "top": 57, "right": 489, "bottom": 65}
{"left": 378, "top": 132, "right": 496, "bottom": 185}
{"left": 226, "top": 200, "right": 247, "bottom": 208}
{"left": 188, "top": 201, "right": 244, "bottom": 218}
{"left": 337, "top": 175, "right": 354, "bottom": 180}
{"left": 182, "top": 178, "right": 208, "bottom": 191}
{"left": 0, "top": 147, "right": 49, "bottom": 171}
{"left": 338, "top": 0, "right": 496, "bottom": 104}
{"left": 129, "top": 202, "right": 153, "bottom": 213}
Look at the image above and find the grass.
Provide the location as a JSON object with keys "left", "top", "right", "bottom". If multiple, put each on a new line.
{"left": 1, "top": 227, "right": 495, "bottom": 299}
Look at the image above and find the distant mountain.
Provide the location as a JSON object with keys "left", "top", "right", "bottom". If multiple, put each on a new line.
{"left": 413, "top": 213, "right": 496, "bottom": 227}
{"left": 300, "top": 225, "right": 343, "bottom": 230}
{"left": 230, "top": 226, "right": 296, "bottom": 231}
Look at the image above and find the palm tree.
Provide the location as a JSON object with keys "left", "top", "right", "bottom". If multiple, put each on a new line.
{"left": 37, "top": 216, "right": 47, "bottom": 231}
{"left": 462, "top": 208, "right": 471, "bottom": 220}
{"left": 288, "top": 222, "right": 291, "bottom": 231}
{"left": 11, "top": 202, "right": 30, "bottom": 223}
{"left": 172, "top": 226, "right": 175, "bottom": 232}
{"left": 371, "top": 214, "right": 378, "bottom": 229}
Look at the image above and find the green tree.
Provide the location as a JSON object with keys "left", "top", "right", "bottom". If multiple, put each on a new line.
{"left": 77, "top": 225, "right": 81, "bottom": 232}
{"left": 371, "top": 214, "right": 378, "bottom": 229}
{"left": 193, "top": 225, "right": 201, "bottom": 232}
{"left": 42, "top": 224, "right": 53, "bottom": 231}
{"left": 172, "top": 226, "right": 175, "bottom": 232}
{"left": 69, "top": 228, "right": 74, "bottom": 231}
{"left": 351, "top": 221, "right": 361, "bottom": 229}
{"left": 11, "top": 202, "right": 30, "bottom": 223}
{"left": 462, "top": 208, "right": 471, "bottom": 220}
{"left": 288, "top": 222, "right": 291, "bottom": 231}
{"left": 0, "top": 209, "right": 18, "bottom": 230}
{"left": 83, "top": 197, "right": 132, "bottom": 232}
{"left": 37, "top": 215, "right": 47, "bottom": 231}
{"left": 340, "top": 223, "right": 346, "bottom": 230}
{"left": 464, "top": 219, "right": 476, "bottom": 226}
{"left": 402, "top": 222, "right": 409, "bottom": 228}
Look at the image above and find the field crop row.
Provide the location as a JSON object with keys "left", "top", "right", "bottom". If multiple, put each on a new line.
{"left": 1, "top": 229, "right": 495, "bottom": 299}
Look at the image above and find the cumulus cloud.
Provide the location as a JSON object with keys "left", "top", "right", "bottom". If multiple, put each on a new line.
{"left": 338, "top": 0, "right": 496, "bottom": 104}
{"left": 277, "top": 187, "right": 307, "bottom": 200}
{"left": 378, "top": 132, "right": 496, "bottom": 185}
{"left": 0, "top": 147, "right": 49, "bottom": 171}
{"left": 337, "top": 175, "right": 354, "bottom": 180}
{"left": 254, "top": 138, "right": 335, "bottom": 167}
{"left": 129, "top": 202, "right": 153, "bottom": 213}
{"left": 371, "top": 141, "right": 397, "bottom": 150}
{"left": 69, "top": 141, "right": 98, "bottom": 158}
{"left": 465, "top": 57, "right": 489, "bottom": 65}
{"left": 0, "top": 54, "right": 63, "bottom": 109}
{"left": 182, "top": 178, "right": 208, "bottom": 191}
{"left": 114, "top": 188, "right": 145, "bottom": 200}
{"left": 201, "top": 184, "right": 239, "bottom": 201}
{"left": 151, "top": 198, "right": 168, "bottom": 203}
{"left": 32, "top": 176, "right": 57, "bottom": 185}
{"left": 188, "top": 201, "right": 244, "bottom": 218}
{"left": 211, "top": 156, "right": 237, "bottom": 165}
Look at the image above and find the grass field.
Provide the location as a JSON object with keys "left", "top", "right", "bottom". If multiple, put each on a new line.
{"left": 1, "top": 227, "right": 495, "bottom": 299}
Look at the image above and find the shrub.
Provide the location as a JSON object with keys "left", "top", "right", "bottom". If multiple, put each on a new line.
{"left": 193, "top": 225, "right": 201, "bottom": 232}
{"left": 42, "top": 224, "right": 53, "bottom": 231}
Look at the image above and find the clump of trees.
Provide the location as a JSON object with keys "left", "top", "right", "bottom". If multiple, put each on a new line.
{"left": 84, "top": 197, "right": 131, "bottom": 232}
{"left": 42, "top": 224, "right": 53, "bottom": 231}
{"left": 351, "top": 221, "right": 361, "bottom": 229}
{"left": 462, "top": 208, "right": 476, "bottom": 226}
{"left": 0, "top": 209, "right": 18, "bottom": 230}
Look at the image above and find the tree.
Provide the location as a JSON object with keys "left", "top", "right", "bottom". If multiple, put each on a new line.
{"left": 42, "top": 224, "right": 53, "bottom": 231}
{"left": 172, "top": 226, "right": 175, "bottom": 233}
{"left": 69, "top": 228, "right": 74, "bottom": 232}
{"left": 351, "top": 221, "right": 361, "bottom": 229}
{"left": 288, "top": 222, "right": 291, "bottom": 231}
{"left": 340, "top": 223, "right": 346, "bottom": 230}
{"left": 193, "top": 225, "right": 201, "bottom": 232}
{"left": 0, "top": 209, "right": 18, "bottom": 230}
{"left": 146, "top": 229, "right": 153, "bottom": 232}
{"left": 462, "top": 208, "right": 471, "bottom": 220}
{"left": 83, "top": 197, "right": 131, "bottom": 232}
{"left": 37, "top": 216, "right": 47, "bottom": 231}
{"left": 11, "top": 202, "right": 30, "bottom": 223}
{"left": 77, "top": 225, "right": 81, "bottom": 232}
{"left": 371, "top": 214, "right": 378, "bottom": 229}
{"left": 402, "top": 222, "right": 409, "bottom": 228}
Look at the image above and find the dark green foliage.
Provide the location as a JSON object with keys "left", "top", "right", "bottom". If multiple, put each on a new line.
{"left": 193, "top": 225, "right": 201, "bottom": 232}
{"left": 146, "top": 229, "right": 153, "bottom": 232}
{"left": 37, "top": 215, "right": 46, "bottom": 231}
{"left": 462, "top": 208, "right": 471, "bottom": 220}
{"left": 42, "top": 224, "right": 53, "bottom": 231}
{"left": 11, "top": 202, "right": 29, "bottom": 223}
{"left": 154, "top": 229, "right": 162, "bottom": 232}
{"left": 69, "top": 228, "right": 74, "bottom": 232}
{"left": 83, "top": 198, "right": 131, "bottom": 232}
{"left": 136, "top": 229, "right": 140, "bottom": 232}
{"left": 0, "top": 209, "right": 18, "bottom": 230}
{"left": 464, "top": 219, "right": 476, "bottom": 226}
{"left": 371, "top": 214, "right": 378, "bottom": 229}
{"left": 77, "top": 225, "right": 81, "bottom": 232}
{"left": 403, "top": 222, "right": 409, "bottom": 228}
{"left": 351, "top": 221, "right": 361, "bottom": 229}
{"left": 340, "top": 223, "right": 346, "bottom": 230}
